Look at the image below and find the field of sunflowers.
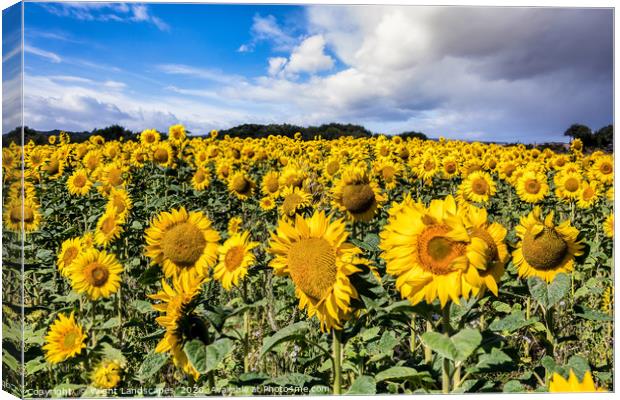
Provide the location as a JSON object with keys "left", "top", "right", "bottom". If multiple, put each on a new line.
{"left": 1, "top": 125, "right": 614, "bottom": 396}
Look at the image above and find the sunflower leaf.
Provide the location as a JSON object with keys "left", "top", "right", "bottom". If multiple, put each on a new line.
{"left": 375, "top": 366, "right": 423, "bottom": 382}
{"left": 527, "top": 274, "right": 569, "bottom": 309}
{"left": 452, "top": 328, "right": 482, "bottom": 362}
{"left": 421, "top": 331, "right": 458, "bottom": 361}
{"left": 347, "top": 375, "right": 377, "bottom": 394}
{"left": 137, "top": 351, "right": 169, "bottom": 382}
{"left": 260, "top": 321, "right": 309, "bottom": 358}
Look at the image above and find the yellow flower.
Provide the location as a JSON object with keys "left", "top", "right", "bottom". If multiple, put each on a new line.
{"left": 380, "top": 195, "right": 489, "bottom": 307}
{"left": 42, "top": 153, "right": 65, "bottom": 179}
{"left": 460, "top": 171, "right": 496, "bottom": 203}
{"left": 227, "top": 216, "right": 242, "bottom": 235}
{"left": 280, "top": 186, "right": 312, "bottom": 218}
{"left": 589, "top": 155, "right": 613, "bottom": 184}
{"left": 555, "top": 172, "right": 582, "bottom": 201}
{"left": 213, "top": 231, "right": 258, "bottom": 290}
{"left": 549, "top": 370, "right": 605, "bottom": 392}
{"left": 3, "top": 197, "right": 42, "bottom": 232}
{"left": 268, "top": 211, "right": 367, "bottom": 331}
{"left": 512, "top": 207, "right": 584, "bottom": 282}
{"left": 191, "top": 168, "right": 210, "bottom": 191}
{"left": 227, "top": 171, "right": 255, "bottom": 200}
{"left": 259, "top": 196, "right": 276, "bottom": 211}
{"left": 57, "top": 237, "right": 83, "bottom": 277}
{"left": 145, "top": 207, "right": 220, "bottom": 279}
{"left": 95, "top": 210, "right": 124, "bottom": 248}
{"left": 516, "top": 169, "right": 549, "bottom": 204}
{"left": 332, "top": 166, "right": 385, "bottom": 222}
{"left": 140, "top": 128, "right": 160, "bottom": 146}
{"left": 261, "top": 171, "right": 281, "bottom": 197}
{"left": 149, "top": 274, "right": 205, "bottom": 379}
{"left": 152, "top": 142, "right": 174, "bottom": 168}
{"left": 603, "top": 213, "right": 613, "bottom": 238}
{"left": 68, "top": 249, "right": 123, "bottom": 300}
{"left": 43, "top": 312, "right": 87, "bottom": 364}
{"left": 91, "top": 360, "right": 122, "bottom": 389}
{"left": 576, "top": 181, "right": 600, "bottom": 209}
{"left": 168, "top": 124, "right": 187, "bottom": 144}
{"left": 106, "top": 188, "right": 132, "bottom": 222}
{"left": 67, "top": 169, "right": 93, "bottom": 196}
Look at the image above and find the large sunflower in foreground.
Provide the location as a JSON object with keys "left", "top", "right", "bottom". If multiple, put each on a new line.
{"left": 145, "top": 207, "right": 220, "bottom": 279}
{"left": 43, "top": 312, "right": 87, "bottom": 364}
{"left": 213, "top": 231, "right": 258, "bottom": 290}
{"left": 68, "top": 249, "right": 123, "bottom": 300}
{"left": 549, "top": 370, "right": 606, "bottom": 392}
{"left": 379, "top": 195, "right": 489, "bottom": 307}
{"left": 268, "top": 211, "right": 367, "bottom": 331}
{"left": 512, "top": 207, "right": 584, "bottom": 282}
{"left": 332, "top": 167, "right": 385, "bottom": 222}
{"left": 149, "top": 274, "right": 206, "bottom": 379}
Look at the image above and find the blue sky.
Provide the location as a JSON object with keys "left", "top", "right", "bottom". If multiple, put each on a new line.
{"left": 3, "top": 2, "right": 614, "bottom": 142}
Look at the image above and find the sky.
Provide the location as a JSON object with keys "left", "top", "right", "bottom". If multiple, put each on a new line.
{"left": 2, "top": 2, "right": 614, "bottom": 142}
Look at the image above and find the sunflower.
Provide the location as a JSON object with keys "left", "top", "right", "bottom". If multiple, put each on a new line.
{"left": 332, "top": 167, "right": 385, "bottom": 222}
{"left": 57, "top": 237, "right": 83, "bottom": 277}
{"left": 268, "top": 211, "right": 367, "bottom": 331}
{"left": 259, "top": 196, "right": 276, "bottom": 211}
{"left": 516, "top": 169, "right": 549, "bottom": 204}
{"left": 68, "top": 249, "right": 123, "bottom": 300}
{"left": 261, "top": 171, "right": 281, "bottom": 197}
{"left": 460, "top": 171, "right": 497, "bottom": 203}
{"left": 512, "top": 207, "right": 584, "bottom": 282}
{"left": 3, "top": 197, "right": 42, "bottom": 232}
{"left": 576, "top": 181, "right": 600, "bottom": 209}
{"left": 43, "top": 312, "right": 87, "bottom": 364}
{"left": 228, "top": 216, "right": 243, "bottom": 235}
{"left": 228, "top": 172, "right": 255, "bottom": 200}
{"left": 152, "top": 142, "right": 174, "bottom": 168}
{"left": 106, "top": 188, "right": 132, "bottom": 222}
{"left": 417, "top": 154, "right": 439, "bottom": 181}
{"left": 145, "top": 207, "right": 220, "bottom": 279}
{"left": 67, "top": 169, "right": 93, "bottom": 196}
{"left": 41, "top": 153, "right": 65, "bottom": 179}
{"left": 589, "top": 155, "right": 613, "bottom": 184}
{"left": 280, "top": 186, "right": 312, "bottom": 218}
{"left": 441, "top": 156, "right": 460, "bottom": 179}
{"left": 459, "top": 206, "right": 508, "bottom": 297}
{"left": 549, "top": 370, "right": 605, "bottom": 392}
{"left": 323, "top": 157, "right": 341, "bottom": 179}
{"left": 149, "top": 274, "right": 206, "bottom": 379}
{"left": 168, "top": 124, "right": 187, "bottom": 145}
{"left": 191, "top": 168, "right": 210, "bottom": 191}
{"left": 91, "top": 360, "right": 122, "bottom": 389}
{"left": 379, "top": 195, "right": 489, "bottom": 307}
{"left": 95, "top": 210, "right": 124, "bottom": 248}
{"left": 603, "top": 213, "right": 613, "bottom": 238}
{"left": 213, "top": 231, "right": 258, "bottom": 290}
{"left": 555, "top": 172, "right": 582, "bottom": 201}
{"left": 140, "top": 128, "right": 161, "bottom": 146}
{"left": 279, "top": 166, "right": 306, "bottom": 189}
{"left": 373, "top": 159, "right": 401, "bottom": 190}
{"left": 82, "top": 150, "right": 102, "bottom": 172}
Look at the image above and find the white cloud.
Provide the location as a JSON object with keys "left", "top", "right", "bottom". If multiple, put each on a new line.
{"left": 157, "top": 64, "right": 244, "bottom": 85}
{"left": 267, "top": 57, "right": 288, "bottom": 76}
{"left": 238, "top": 14, "right": 296, "bottom": 53}
{"left": 284, "top": 35, "right": 334, "bottom": 75}
{"left": 25, "top": 45, "right": 62, "bottom": 63}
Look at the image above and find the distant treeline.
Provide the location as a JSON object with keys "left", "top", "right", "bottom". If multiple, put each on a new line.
{"left": 2, "top": 123, "right": 428, "bottom": 145}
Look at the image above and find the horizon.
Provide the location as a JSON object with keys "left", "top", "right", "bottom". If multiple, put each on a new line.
{"left": 2, "top": 2, "right": 614, "bottom": 143}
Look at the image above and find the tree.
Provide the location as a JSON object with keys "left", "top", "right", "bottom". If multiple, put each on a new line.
{"left": 564, "top": 123, "right": 595, "bottom": 147}
{"left": 594, "top": 125, "right": 613, "bottom": 149}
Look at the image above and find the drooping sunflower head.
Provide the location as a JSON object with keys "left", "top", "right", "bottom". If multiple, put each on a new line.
{"left": 68, "top": 249, "right": 123, "bottom": 300}
{"left": 43, "top": 312, "right": 87, "bottom": 364}
{"left": 512, "top": 207, "right": 584, "bottom": 282}
{"left": 145, "top": 207, "right": 221, "bottom": 279}
{"left": 149, "top": 274, "right": 207, "bottom": 379}
{"left": 213, "top": 231, "right": 258, "bottom": 291}
{"left": 268, "top": 211, "right": 367, "bottom": 331}
{"left": 91, "top": 360, "right": 122, "bottom": 389}
{"left": 380, "top": 195, "right": 489, "bottom": 307}
{"left": 332, "top": 166, "right": 385, "bottom": 222}
{"left": 549, "top": 370, "right": 606, "bottom": 392}
{"left": 227, "top": 171, "right": 255, "bottom": 200}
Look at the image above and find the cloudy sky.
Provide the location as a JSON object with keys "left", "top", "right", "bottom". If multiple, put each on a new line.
{"left": 2, "top": 2, "right": 613, "bottom": 142}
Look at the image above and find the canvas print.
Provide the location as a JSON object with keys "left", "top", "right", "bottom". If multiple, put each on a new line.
{"left": 1, "top": 1, "right": 614, "bottom": 397}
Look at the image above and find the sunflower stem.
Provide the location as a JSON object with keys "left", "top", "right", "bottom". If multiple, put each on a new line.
{"left": 332, "top": 329, "right": 342, "bottom": 395}
{"left": 424, "top": 320, "right": 433, "bottom": 364}
{"left": 441, "top": 305, "right": 451, "bottom": 394}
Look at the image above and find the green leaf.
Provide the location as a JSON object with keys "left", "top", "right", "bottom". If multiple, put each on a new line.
{"left": 489, "top": 310, "right": 536, "bottom": 333}
{"left": 2, "top": 350, "right": 19, "bottom": 372}
{"left": 131, "top": 299, "right": 154, "bottom": 314}
{"left": 567, "top": 355, "right": 590, "bottom": 380}
{"left": 375, "top": 366, "right": 422, "bottom": 382}
{"left": 347, "top": 375, "right": 376, "bottom": 394}
{"left": 137, "top": 351, "right": 169, "bottom": 381}
{"left": 99, "top": 343, "right": 127, "bottom": 366}
{"left": 452, "top": 329, "right": 482, "bottom": 362}
{"left": 528, "top": 274, "right": 569, "bottom": 309}
{"left": 260, "top": 321, "right": 309, "bottom": 357}
{"left": 503, "top": 380, "right": 525, "bottom": 392}
{"left": 25, "top": 356, "right": 46, "bottom": 375}
{"left": 474, "top": 348, "right": 513, "bottom": 371}
{"left": 421, "top": 331, "right": 457, "bottom": 360}
{"left": 184, "top": 338, "right": 234, "bottom": 374}
{"left": 267, "top": 373, "right": 318, "bottom": 387}
{"left": 574, "top": 306, "right": 612, "bottom": 321}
